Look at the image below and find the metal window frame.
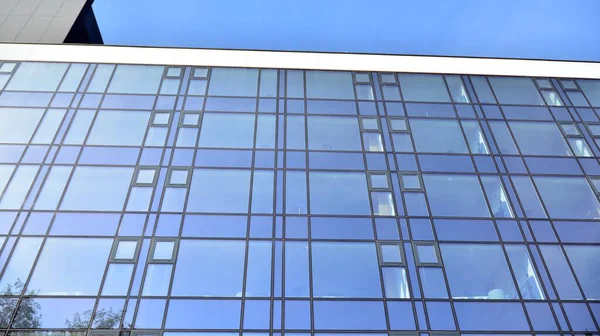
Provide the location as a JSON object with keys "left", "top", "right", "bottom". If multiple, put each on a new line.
{"left": 399, "top": 173, "right": 423, "bottom": 191}
{"left": 584, "top": 122, "right": 600, "bottom": 138}
{"left": 149, "top": 238, "right": 179, "bottom": 263}
{"left": 388, "top": 117, "right": 410, "bottom": 133}
{"left": 377, "top": 242, "right": 405, "bottom": 266}
{"left": 166, "top": 167, "right": 192, "bottom": 187}
{"left": 165, "top": 66, "right": 183, "bottom": 79}
{"left": 557, "top": 121, "right": 581, "bottom": 137}
{"left": 412, "top": 241, "right": 442, "bottom": 266}
{"left": 150, "top": 110, "right": 173, "bottom": 126}
{"left": 0, "top": 62, "right": 17, "bottom": 73}
{"left": 133, "top": 166, "right": 160, "bottom": 187}
{"left": 110, "top": 237, "right": 142, "bottom": 263}
{"left": 559, "top": 78, "right": 580, "bottom": 91}
{"left": 179, "top": 112, "right": 201, "bottom": 127}
{"left": 359, "top": 116, "right": 381, "bottom": 131}
{"left": 354, "top": 72, "right": 371, "bottom": 84}
{"left": 380, "top": 72, "right": 398, "bottom": 85}
{"left": 367, "top": 171, "right": 392, "bottom": 191}
{"left": 534, "top": 78, "right": 553, "bottom": 89}
{"left": 192, "top": 67, "right": 209, "bottom": 79}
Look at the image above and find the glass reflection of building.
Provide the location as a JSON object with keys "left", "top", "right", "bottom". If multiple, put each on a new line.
{"left": 0, "top": 56, "right": 599, "bottom": 335}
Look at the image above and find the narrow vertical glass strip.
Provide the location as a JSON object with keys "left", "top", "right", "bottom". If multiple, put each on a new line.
{"left": 58, "top": 64, "right": 88, "bottom": 92}
{"left": 471, "top": 76, "right": 497, "bottom": 104}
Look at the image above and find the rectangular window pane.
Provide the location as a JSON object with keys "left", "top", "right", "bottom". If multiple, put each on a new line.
{"left": 398, "top": 74, "right": 450, "bottom": 102}
{"left": 423, "top": 175, "right": 490, "bottom": 217}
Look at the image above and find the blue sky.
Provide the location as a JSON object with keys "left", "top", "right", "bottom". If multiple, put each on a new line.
{"left": 93, "top": 0, "right": 600, "bottom": 61}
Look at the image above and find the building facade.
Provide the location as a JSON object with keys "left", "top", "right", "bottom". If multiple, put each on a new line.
{"left": 0, "top": 44, "right": 599, "bottom": 336}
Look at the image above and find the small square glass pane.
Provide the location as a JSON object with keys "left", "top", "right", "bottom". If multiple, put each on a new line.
{"left": 416, "top": 245, "right": 438, "bottom": 264}
{"left": 153, "top": 112, "right": 170, "bottom": 125}
{"left": 137, "top": 169, "right": 156, "bottom": 184}
{"left": 381, "top": 244, "right": 402, "bottom": 263}
{"left": 183, "top": 114, "right": 200, "bottom": 126}
{"left": 362, "top": 118, "right": 379, "bottom": 130}
{"left": 535, "top": 79, "right": 552, "bottom": 89}
{"left": 115, "top": 241, "right": 137, "bottom": 260}
{"left": 355, "top": 73, "right": 370, "bottom": 83}
{"left": 193, "top": 68, "right": 209, "bottom": 78}
{"left": 167, "top": 68, "right": 182, "bottom": 77}
{"left": 560, "top": 123, "right": 580, "bottom": 136}
{"left": 170, "top": 170, "right": 189, "bottom": 185}
{"left": 541, "top": 90, "right": 563, "bottom": 106}
{"left": 370, "top": 174, "right": 389, "bottom": 189}
{"left": 401, "top": 175, "right": 421, "bottom": 190}
{"left": 561, "top": 79, "right": 578, "bottom": 90}
{"left": 390, "top": 119, "right": 408, "bottom": 132}
{"left": 381, "top": 73, "right": 396, "bottom": 84}
{"left": 153, "top": 241, "right": 175, "bottom": 260}
{"left": 0, "top": 63, "right": 17, "bottom": 73}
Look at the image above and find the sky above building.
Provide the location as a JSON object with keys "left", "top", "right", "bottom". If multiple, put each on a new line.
{"left": 93, "top": 0, "right": 600, "bottom": 61}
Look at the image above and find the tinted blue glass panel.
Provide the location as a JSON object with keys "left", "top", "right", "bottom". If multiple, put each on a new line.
{"left": 166, "top": 299, "right": 241, "bottom": 329}
{"left": 0, "top": 237, "right": 43, "bottom": 292}
{"left": 313, "top": 301, "right": 386, "bottom": 330}
{"left": 398, "top": 74, "right": 450, "bottom": 102}
{"left": 454, "top": 302, "right": 529, "bottom": 331}
{"left": 199, "top": 113, "right": 255, "bottom": 148}
{"left": 562, "top": 303, "right": 597, "bottom": 331}
{"left": 311, "top": 217, "right": 374, "bottom": 240}
{"left": 423, "top": 175, "right": 489, "bottom": 217}
{"left": 441, "top": 244, "right": 517, "bottom": 299}
{"left": 27, "top": 238, "right": 112, "bottom": 295}
{"left": 187, "top": 169, "right": 250, "bottom": 213}
{"left": 309, "top": 152, "right": 365, "bottom": 170}
{"left": 285, "top": 300, "right": 311, "bottom": 329}
{"left": 312, "top": 242, "right": 381, "bottom": 298}
{"left": 285, "top": 241, "right": 310, "bottom": 297}
{"left": 0, "top": 108, "right": 44, "bottom": 144}
{"left": 577, "top": 79, "right": 600, "bottom": 106}
{"left": 172, "top": 240, "right": 245, "bottom": 296}
{"left": 50, "top": 213, "right": 120, "bottom": 236}
{"left": 14, "top": 298, "right": 95, "bottom": 328}
{"left": 533, "top": 176, "right": 600, "bottom": 219}
{"left": 60, "top": 167, "right": 133, "bottom": 211}
{"left": 307, "top": 116, "right": 361, "bottom": 151}
{"left": 563, "top": 245, "right": 600, "bottom": 299}
{"left": 7, "top": 62, "right": 68, "bottom": 91}
{"left": 386, "top": 301, "right": 416, "bottom": 330}
{"left": 306, "top": 71, "right": 354, "bottom": 99}
{"left": 87, "top": 110, "right": 150, "bottom": 146}
{"left": 243, "top": 300, "right": 270, "bottom": 329}
{"left": 554, "top": 221, "right": 600, "bottom": 243}
{"left": 418, "top": 154, "right": 475, "bottom": 172}
{"left": 307, "top": 100, "right": 357, "bottom": 115}
{"left": 434, "top": 219, "right": 498, "bottom": 241}
{"left": 208, "top": 68, "right": 258, "bottom": 97}
{"left": 309, "top": 172, "right": 370, "bottom": 215}
{"left": 106, "top": 65, "right": 163, "bottom": 94}
{"left": 525, "top": 302, "right": 558, "bottom": 331}
{"left": 539, "top": 245, "right": 582, "bottom": 299}
{"left": 509, "top": 122, "right": 571, "bottom": 156}
{"left": 410, "top": 119, "right": 468, "bottom": 153}
{"left": 135, "top": 299, "right": 166, "bottom": 328}
{"left": 426, "top": 301, "right": 455, "bottom": 330}
{"left": 525, "top": 157, "right": 582, "bottom": 175}
{"left": 488, "top": 77, "right": 544, "bottom": 105}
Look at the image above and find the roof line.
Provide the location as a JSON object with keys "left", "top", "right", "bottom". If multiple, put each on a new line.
{"left": 1, "top": 43, "right": 599, "bottom": 79}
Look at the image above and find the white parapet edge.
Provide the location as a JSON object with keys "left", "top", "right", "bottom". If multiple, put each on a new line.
{"left": 0, "top": 43, "right": 599, "bottom": 78}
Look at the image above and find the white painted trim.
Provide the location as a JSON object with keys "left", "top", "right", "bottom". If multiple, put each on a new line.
{"left": 1, "top": 43, "right": 599, "bottom": 78}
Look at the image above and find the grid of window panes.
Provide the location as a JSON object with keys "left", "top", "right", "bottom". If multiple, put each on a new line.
{"left": 0, "top": 60, "right": 599, "bottom": 336}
